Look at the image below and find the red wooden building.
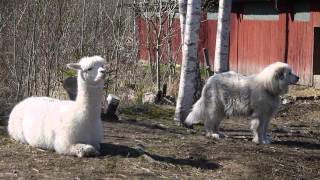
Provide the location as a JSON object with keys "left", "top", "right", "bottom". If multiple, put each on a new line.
{"left": 137, "top": 0, "right": 320, "bottom": 86}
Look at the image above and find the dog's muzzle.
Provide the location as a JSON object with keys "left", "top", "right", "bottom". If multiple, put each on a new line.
{"left": 291, "top": 74, "right": 299, "bottom": 84}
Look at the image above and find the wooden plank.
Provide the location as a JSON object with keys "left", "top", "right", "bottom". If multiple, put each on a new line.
{"left": 287, "top": 13, "right": 313, "bottom": 86}
{"left": 313, "top": 75, "right": 320, "bottom": 89}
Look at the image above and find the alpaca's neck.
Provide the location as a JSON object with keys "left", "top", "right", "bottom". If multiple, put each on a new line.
{"left": 75, "top": 81, "right": 104, "bottom": 118}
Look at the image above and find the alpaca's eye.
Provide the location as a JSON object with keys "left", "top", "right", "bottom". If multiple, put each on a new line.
{"left": 87, "top": 67, "right": 93, "bottom": 71}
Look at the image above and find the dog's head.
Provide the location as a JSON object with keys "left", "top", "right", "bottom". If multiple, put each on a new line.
{"left": 274, "top": 65, "right": 299, "bottom": 94}
{"left": 256, "top": 62, "right": 299, "bottom": 95}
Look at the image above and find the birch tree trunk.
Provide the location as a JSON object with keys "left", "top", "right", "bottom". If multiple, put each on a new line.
{"left": 178, "top": 0, "right": 187, "bottom": 42}
{"left": 27, "top": 2, "right": 38, "bottom": 96}
{"left": 80, "top": 0, "right": 86, "bottom": 56}
{"left": 174, "top": 0, "right": 202, "bottom": 124}
{"left": 214, "top": 0, "right": 232, "bottom": 73}
{"left": 156, "top": 0, "right": 163, "bottom": 93}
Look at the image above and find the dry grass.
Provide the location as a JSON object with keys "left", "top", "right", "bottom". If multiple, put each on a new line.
{"left": 0, "top": 97, "right": 319, "bottom": 179}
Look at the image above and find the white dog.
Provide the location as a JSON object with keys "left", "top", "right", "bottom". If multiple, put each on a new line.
{"left": 184, "top": 62, "right": 299, "bottom": 144}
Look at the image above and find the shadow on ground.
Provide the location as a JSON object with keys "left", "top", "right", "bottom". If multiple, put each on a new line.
{"left": 272, "top": 140, "right": 320, "bottom": 150}
{"left": 100, "top": 143, "right": 220, "bottom": 170}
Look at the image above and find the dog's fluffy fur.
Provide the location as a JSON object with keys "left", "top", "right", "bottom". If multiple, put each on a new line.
{"left": 185, "top": 62, "right": 299, "bottom": 144}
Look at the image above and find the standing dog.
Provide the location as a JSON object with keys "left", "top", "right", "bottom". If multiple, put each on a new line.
{"left": 184, "top": 62, "right": 299, "bottom": 144}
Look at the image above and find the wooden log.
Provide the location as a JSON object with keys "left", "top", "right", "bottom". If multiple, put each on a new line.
{"left": 203, "top": 48, "right": 214, "bottom": 77}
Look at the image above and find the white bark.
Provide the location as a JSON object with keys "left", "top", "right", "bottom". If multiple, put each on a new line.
{"left": 80, "top": 0, "right": 86, "bottom": 56}
{"left": 156, "top": 0, "right": 163, "bottom": 92}
{"left": 178, "top": 0, "right": 187, "bottom": 42}
{"left": 214, "top": 0, "right": 232, "bottom": 73}
{"left": 175, "top": 0, "right": 202, "bottom": 123}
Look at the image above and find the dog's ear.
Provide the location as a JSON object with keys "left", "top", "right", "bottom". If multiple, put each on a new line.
{"left": 274, "top": 67, "right": 286, "bottom": 80}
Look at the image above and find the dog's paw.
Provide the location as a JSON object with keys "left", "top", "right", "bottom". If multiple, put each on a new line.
{"left": 261, "top": 138, "right": 271, "bottom": 144}
{"left": 252, "top": 136, "right": 259, "bottom": 144}
{"left": 182, "top": 122, "right": 194, "bottom": 129}
{"left": 252, "top": 137, "right": 271, "bottom": 144}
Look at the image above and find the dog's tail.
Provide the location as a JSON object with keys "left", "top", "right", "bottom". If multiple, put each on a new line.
{"left": 184, "top": 96, "right": 206, "bottom": 127}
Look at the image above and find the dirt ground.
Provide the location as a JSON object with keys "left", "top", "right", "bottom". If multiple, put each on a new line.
{"left": 0, "top": 87, "right": 319, "bottom": 179}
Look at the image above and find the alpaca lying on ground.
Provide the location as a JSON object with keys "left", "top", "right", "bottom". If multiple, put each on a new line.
{"left": 8, "top": 56, "right": 106, "bottom": 157}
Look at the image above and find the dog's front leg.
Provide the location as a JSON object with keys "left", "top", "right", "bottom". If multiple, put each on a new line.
{"left": 251, "top": 117, "right": 271, "bottom": 144}
{"left": 261, "top": 116, "right": 272, "bottom": 144}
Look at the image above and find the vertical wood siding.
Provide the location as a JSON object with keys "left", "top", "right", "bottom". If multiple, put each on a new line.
{"left": 235, "top": 14, "right": 286, "bottom": 75}
{"left": 229, "top": 13, "right": 239, "bottom": 72}
{"left": 137, "top": 14, "right": 208, "bottom": 65}
{"left": 287, "top": 15, "right": 313, "bottom": 85}
{"left": 137, "top": 1, "right": 318, "bottom": 85}
{"left": 206, "top": 17, "right": 217, "bottom": 68}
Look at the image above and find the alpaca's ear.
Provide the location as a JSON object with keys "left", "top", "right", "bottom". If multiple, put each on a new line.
{"left": 67, "top": 63, "right": 82, "bottom": 70}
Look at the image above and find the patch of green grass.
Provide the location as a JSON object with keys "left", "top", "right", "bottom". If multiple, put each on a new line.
{"left": 119, "top": 104, "right": 175, "bottom": 122}
{"left": 63, "top": 69, "right": 77, "bottom": 78}
{"left": 0, "top": 133, "right": 11, "bottom": 146}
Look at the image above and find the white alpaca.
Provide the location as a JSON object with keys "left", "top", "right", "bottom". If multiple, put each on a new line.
{"left": 8, "top": 56, "right": 106, "bottom": 157}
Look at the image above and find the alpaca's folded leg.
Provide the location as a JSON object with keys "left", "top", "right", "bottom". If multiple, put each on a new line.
{"left": 69, "top": 144, "right": 100, "bottom": 157}
{"left": 93, "top": 143, "right": 101, "bottom": 151}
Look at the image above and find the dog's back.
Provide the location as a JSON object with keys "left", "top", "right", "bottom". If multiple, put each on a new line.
{"left": 185, "top": 72, "right": 253, "bottom": 126}
{"left": 205, "top": 71, "right": 253, "bottom": 116}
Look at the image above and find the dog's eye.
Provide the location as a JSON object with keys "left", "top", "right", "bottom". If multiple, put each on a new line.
{"left": 279, "top": 74, "right": 285, "bottom": 80}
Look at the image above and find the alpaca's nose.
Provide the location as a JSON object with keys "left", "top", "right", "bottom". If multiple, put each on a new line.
{"left": 99, "top": 69, "right": 106, "bottom": 74}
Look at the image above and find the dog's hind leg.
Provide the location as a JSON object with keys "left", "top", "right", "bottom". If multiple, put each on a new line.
{"left": 251, "top": 119, "right": 259, "bottom": 143}
{"left": 205, "top": 109, "right": 225, "bottom": 139}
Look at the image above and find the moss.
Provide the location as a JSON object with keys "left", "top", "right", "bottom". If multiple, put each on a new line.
{"left": 0, "top": 134, "right": 11, "bottom": 146}
{"left": 119, "top": 104, "right": 175, "bottom": 121}
{"left": 63, "top": 69, "right": 77, "bottom": 78}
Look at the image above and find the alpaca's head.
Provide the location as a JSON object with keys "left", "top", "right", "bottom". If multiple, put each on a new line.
{"left": 67, "top": 56, "right": 106, "bottom": 86}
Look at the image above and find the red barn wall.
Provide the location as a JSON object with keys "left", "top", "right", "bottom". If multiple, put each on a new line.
{"left": 137, "top": 0, "right": 320, "bottom": 86}
{"left": 137, "top": 14, "right": 207, "bottom": 65}
{"left": 235, "top": 14, "right": 286, "bottom": 75}
{"left": 286, "top": 16, "right": 313, "bottom": 85}
{"left": 229, "top": 13, "right": 239, "bottom": 72}
{"left": 206, "top": 15, "right": 218, "bottom": 69}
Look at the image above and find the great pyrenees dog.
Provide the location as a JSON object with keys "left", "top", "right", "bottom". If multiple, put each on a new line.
{"left": 184, "top": 62, "right": 299, "bottom": 144}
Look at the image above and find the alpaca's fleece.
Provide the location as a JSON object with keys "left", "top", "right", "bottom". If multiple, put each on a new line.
{"left": 8, "top": 56, "right": 106, "bottom": 157}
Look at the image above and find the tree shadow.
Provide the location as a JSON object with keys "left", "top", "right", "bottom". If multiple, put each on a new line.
{"left": 100, "top": 143, "right": 142, "bottom": 158}
{"left": 304, "top": 155, "right": 320, "bottom": 162}
{"left": 220, "top": 128, "right": 252, "bottom": 133}
{"left": 113, "top": 119, "right": 189, "bottom": 135}
{"left": 272, "top": 140, "right": 320, "bottom": 150}
{"left": 99, "top": 143, "right": 220, "bottom": 170}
